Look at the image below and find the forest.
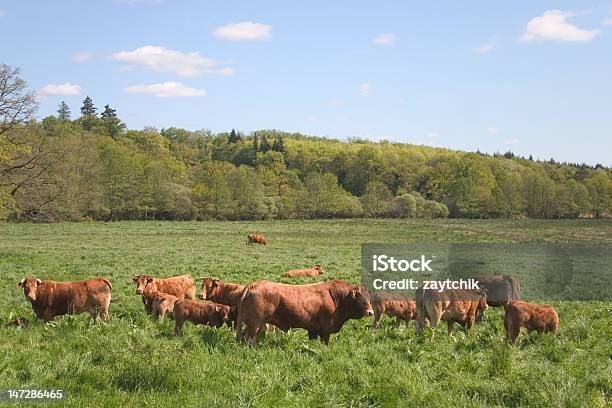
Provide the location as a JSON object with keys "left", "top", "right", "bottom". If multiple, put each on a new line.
{"left": 1, "top": 64, "right": 611, "bottom": 222}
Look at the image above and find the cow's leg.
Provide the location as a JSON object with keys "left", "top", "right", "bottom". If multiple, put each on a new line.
{"left": 395, "top": 316, "right": 402, "bottom": 329}
{"left": 245, "top": 323, "right": 259, "bottom": 346}
{"left": 507, "top": 322, "right": 520, "bottom": 344}
{"left": 174, "top": 319, "right": 183, "bottom": 335}
{"left": 100, "top": 296, "right": 111, "bottom": 321}
{"left": 372, "top": 310, "right": 383, "bottom": 329}
{"left": 158, "top": 308, "right": 165, "bottom": 324}
{"left": 447, "top": 320, "right": 454, "bottom": 336}
{"left": 308, "top": 331, "right": 317, "bottom": 340}
{"left": 320, "top": 332, "right": 331, "bottom": 345}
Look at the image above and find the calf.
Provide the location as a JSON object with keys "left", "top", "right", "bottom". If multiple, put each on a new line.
{"left": 17, "top": 277, "right": 112, "bottom": 322}
{"left": 246, "top": 233, "right": 267, "bottom": 245}
{"left": 282, "top": 264, "right": 325, "bottom": 278}
{"left": 236, "top": 280, "right": 374, "bottom": 345}
{"left": 151, "top": 293, "right": 179, "bottom": 323}
{"left": 504, "top": 300, "right": 559, "bottom": 344}
{"left": 371, "top": 292, "right": 416, "bottom": 329}
{"left": 199, "top": 278, "right": 244, "bottom": 327}
{"left": 132, "top": 274, "right": 196, "bottom": 314}
{"left": 474, "top": 275, "right": 520, "bottom": 318}
{"left": 416, "top": 287, "right": 487, "bottom": 336}
{"left": 173, "top": 300, "right": 230, "bottom": 335}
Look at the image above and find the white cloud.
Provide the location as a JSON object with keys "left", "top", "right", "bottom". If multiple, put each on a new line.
{"left": 472, "top": 42, "right": 496, "bottom": 54}
{"left": 426, "top": 132, "right": 439, "bottom": 139}
{"left": 37, "top": 83, "right": 81, "bottom": 100}
{"left": 359, "top": 83, "right": 371, "bottom": 96}
{"left": 328, "top": 98, "right": 345, "bottom": 108}
{"left": 373, "top": 34, "right": 397, "bottom": 46}
{"left": 212, "top": 22, "right": 272, "bottom": 41}
{"left": 0, "top": 9, "right": 5, "bottom": 17}
{"left": 520, "top": 10, "right": 599, "bottom": 42}
{"left": 487, "top": 127, "right": 501, "bottom": 134}
{"left": 505, "top": 138, "right": 520, "bottom": 144}
{"left": 111, "top": 45, "right": 232, "bottom": 77}
{"left": 72, "top": 51, "right": 95, "bottom": 62}
{"left": 604, "top": 18, "right": 612, "bottom": 25}
{"left": 124, "top": 81, "right": 206, "bottom": 97}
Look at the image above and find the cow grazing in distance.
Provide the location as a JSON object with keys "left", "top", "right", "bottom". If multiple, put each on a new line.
{"left": 416, "top": 287, "right": 487, "bottom": 336}
{"left": 151, "top": 293, "right": 179, "bottom": 323}
{"left": 235, "top": 280, "right": 374, "bottom": 345}
{"left": 131, "top": 274, "right": 196, "bottom": 315}
{"left": 474, "top": 275, "right": 520, "bottom": 316}
{"left": 371, "top": 292, "right": 416, "bottom": 329}
{"left": 173, "top": 300, "right": 230, "bottom": 335}
{"left": 17, "top": 277, "right": 112, "bottom": 322}
{"left": 246, "top": 233, "right": 267, "bottom": 245}
{"left": 199, "top": 278, "right": 245, "bottom": 327}
{"left": 504, "top": 300, "right": 559, "bottom": 344}
{"left": 282, "top": 264, "right": 325, "bottom": 278}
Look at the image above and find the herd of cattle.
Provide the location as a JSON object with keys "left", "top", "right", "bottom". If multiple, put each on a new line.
{"left": 14, "top": 235, "right": 559, "bottom": 345}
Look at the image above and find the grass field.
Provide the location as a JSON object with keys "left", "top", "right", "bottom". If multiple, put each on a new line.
{"left": 1, "top": 219, "right": 611, "bottom": 407}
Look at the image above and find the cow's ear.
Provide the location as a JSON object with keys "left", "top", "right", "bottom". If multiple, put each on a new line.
{"left": 17, "top": 278, "right": 25, "bottom": 287}
{"left": 212, "top": 278, "right": 219, "bottom": 288}
{"left": 132, "top": 275, "right": 139, "bottom": 282}
{"left": 36, "top": 279, "right": 43, "bottom": 285}
{"left": 146, "top": 276, "right": 154, "bottom": 283}
{"left": 215, "top": 305, "right": 221, "bottom": 312}
{"left": 351, "top": 289, "right": 357, "bottom": 299}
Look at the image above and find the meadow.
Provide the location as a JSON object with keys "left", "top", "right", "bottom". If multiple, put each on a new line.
{"left": 0, "top": 219, "right": 611, "bottom": 407}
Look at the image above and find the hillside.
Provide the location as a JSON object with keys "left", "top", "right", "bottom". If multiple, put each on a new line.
{"left": 1, "top": 115, "right": 610, "bottom": 222}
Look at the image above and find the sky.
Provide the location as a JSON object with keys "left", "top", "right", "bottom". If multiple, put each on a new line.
{"left": 1, "top": 1, "right": 611, "bottom": 166}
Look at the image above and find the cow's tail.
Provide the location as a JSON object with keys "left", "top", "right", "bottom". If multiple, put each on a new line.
{"left": 235, "top": 283, "right": 254, "bottom": 341}
{"left": 505, "top": 275, "right": 520, "bottom": 302}
{"left": 415, "top": 287, "right": 425, "bottom": 335}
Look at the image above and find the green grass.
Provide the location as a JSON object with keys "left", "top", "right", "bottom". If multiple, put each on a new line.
{"left": 0, "top": 219, "right": 611, "bottom": 407}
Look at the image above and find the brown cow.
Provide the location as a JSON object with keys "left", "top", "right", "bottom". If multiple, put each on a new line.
{"left": 173, "top": 300, "right": 230, "bottom": 335}
{"left": 151, "top": 293, "right": 179, "bottom": 323}
{"left": 132, "top": 274, "right": 196, "bottom": 314}
{"left": 281, "top": 264, "right": 325, "bottom": 278}
{"left": 474, "top": 275, "right": 520, "bottom": 311}
{"left": 504, "top": 300, "right": 559, "bottom": 344}
{"left": 17, "top": 277, "right": 112, "bottom": 322}
{"left": 371, "top": 292, "right": 416, "bottom": 329}
{"left": 199, "top": 278, "right": 245, "bottom": 327}
{"left": 246, "top": 233, "right": 267, "bottom": 245}
{"left": 235, "top": 280, "right": 374, "bottom": 345}
{"left": 416, "top": 287, "right": 487, "bottom": 336}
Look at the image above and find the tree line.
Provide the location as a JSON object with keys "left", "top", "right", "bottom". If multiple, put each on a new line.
{"left": 1, "top": 64, "right": 610, "bottom": 221}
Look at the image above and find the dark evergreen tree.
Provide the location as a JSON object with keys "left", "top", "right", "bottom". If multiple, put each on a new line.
{"left": 272, "top": 136, "right": 286, "bottom": 153}
{"left": 259, "top": 135, "right": 271, "bottom": 153}
{"left": 80, "top": 96, "right": 97, "bottom": 116}
{"left": 101, "top": 104, "right": 117, "bottom": 119}
{"left": 228, "top": 128, "right": 242, "bottom": 143}
{"left": 57, "top": 101, "right": 71, "bottom": 121}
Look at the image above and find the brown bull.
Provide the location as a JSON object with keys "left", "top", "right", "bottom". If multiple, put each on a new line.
{"left": 371, "top": 292, "right": 416, "bottom": 329}
{"left": 246, "top": 233, "right": 267, "bottom": 245}
{"left": 199, "top": 278, "right": 245, "bottom": 327}
{"left": 281, "top": 264, "right": 325, "bottom": 278}
{"left": 235, "top": 280, "right": 374, "bottom": 345}
{"left": 132, "top": 274, "right": 196, "bottom": 315}
{"left": 416, "top": 287, "right": 487, "bottom": 336}
{"left": 17, "top": 277, "right": 112, "bottom": 322}
{"left": 475, "top": 275, "right": 520, "bottom": 309}
{"left": 504, "top": 300, "right": 559, "bottom": 344}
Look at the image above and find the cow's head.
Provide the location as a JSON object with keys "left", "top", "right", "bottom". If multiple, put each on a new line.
{"left": 211, "top": 304, "right": 231, "bottom": 326}
{"left": 314, "top": 264, "right": 325, "bottom": 275}
{"left": 477, "top": 287, "right": 488, "bottom": 311}
{"left": 200, "top": 278, "right": 220, "bottom": 300}
{"left": 132, "top": 275, "right": 153, "bottom": 295}
{"left": 17, "top": 277, "right": 43, "bottom": 302}
{"left": 349, "top": 286, "right": 374, "bottom": 318}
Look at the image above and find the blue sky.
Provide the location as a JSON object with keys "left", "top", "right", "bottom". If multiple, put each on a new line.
{"left": 1, "top": 1, "right": 611, "bottom": 165}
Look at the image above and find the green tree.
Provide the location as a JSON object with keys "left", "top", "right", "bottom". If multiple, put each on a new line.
{"left": 57, "top": 101, "right": 71, "bottom": 121}
{"left": 80, "top": 96, "right": 96, "bottom": 116}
